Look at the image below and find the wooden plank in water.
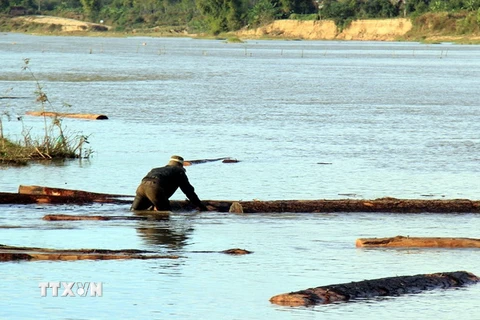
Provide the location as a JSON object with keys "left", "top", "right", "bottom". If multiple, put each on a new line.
{"left": 25, "top": 111, "right": 108, "bottom": 120}
{"left": 184, "top": 157, "right": 239, "bottom": 166}
{"left": 18, "top": 185, "right": 133, "bottom": 199}
{"left": 233, "top": 198, "right": 480, "bottom": 213}
{"left": 3, "top": 187, "right": 480, "bottom": 213}
{"left": 42, "top": 214, "right": 148, "bottom": 221}
{"left": 356, "top": 235, "right": 480, "bottom": 248}
{"left": 0, "top": 192, "right": 131, "bottom": 205}
{"left": 0, "top": 244, "right": 179, "bottom": 261}
{"left": 270, "top": 271, "right": 480, "bottom": 306}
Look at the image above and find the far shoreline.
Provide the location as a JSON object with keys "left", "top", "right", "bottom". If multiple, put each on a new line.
{"left": 2, "top": 15, "right": 480, "bottom": 44}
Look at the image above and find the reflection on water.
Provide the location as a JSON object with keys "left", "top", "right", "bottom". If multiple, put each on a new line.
{"left": 134, "top": 213, "right": 194, "bottom": 250}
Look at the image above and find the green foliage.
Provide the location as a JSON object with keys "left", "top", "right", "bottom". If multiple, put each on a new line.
{"left": 464, "top": 0, "right": 480, "bottom": 10}
{"left": 80, "top": 0, "right": 101, "bottom": 20}
{"left": 278, "top": 0, "right": 316, "bottom": 17}
{"left": 196, "top": 0, "right": 243, "bottom": 33}
{"left": 409, "top": 10, "right": 480, "bottom": 36}
{"left": 289, "top": 13, "right": 318, "bottom": 19}
{"left": 247, "top": 0, "right": 280, "bottom": 27}
{"left": 406, "top": 0, "right": 431, "bottom": 15}
{"left": 429, "top": 0, "right": 448, "bottom": 12}
{"left": 456, "top": 10, "right": 480, "bottom": 32}
{"left": 362, "top": 0, "right": 399, "bottom": 18}
{"left": 320, "top": 0, "right": 356, "bottom": 29}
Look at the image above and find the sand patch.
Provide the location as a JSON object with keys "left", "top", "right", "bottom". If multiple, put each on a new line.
{"left": 12, "top": 15, "right": 110, "bottom": 32}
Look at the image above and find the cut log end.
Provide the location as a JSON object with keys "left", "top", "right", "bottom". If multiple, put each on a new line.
{"left": 229, "top": 202, "right": 244, "bottom": 213}
{"left": 270, "top": 293, "right": 313, "bottom": 307}
{"left": 220, "top": 248, "right": 252, "bottom": 255}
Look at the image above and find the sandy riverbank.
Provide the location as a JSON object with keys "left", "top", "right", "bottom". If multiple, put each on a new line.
{"left": 11, "top": 15, "right": 110, "bottom": 32}
{"left": 237, "top": 18, "right": 413, "bottom": 41}
{"left": 6, "top": 15, "right": 480, "bottom": 43}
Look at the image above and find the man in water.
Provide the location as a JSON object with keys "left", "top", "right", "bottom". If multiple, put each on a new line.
{"left": 130, "top": 155, "right": 209, "bottom": 211}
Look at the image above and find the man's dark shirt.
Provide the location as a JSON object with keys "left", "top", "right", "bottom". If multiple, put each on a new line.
{"left": 143, "top": 165, "right": 203, "bottom": 207}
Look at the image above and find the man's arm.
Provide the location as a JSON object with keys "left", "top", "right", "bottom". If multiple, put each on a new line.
{"left": 178, "top": 173, "right": 208, "bottom": 211}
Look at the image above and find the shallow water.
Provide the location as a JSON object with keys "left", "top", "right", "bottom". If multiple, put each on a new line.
{"left": 1, "top": 34, "right": 480, "bottom": 319}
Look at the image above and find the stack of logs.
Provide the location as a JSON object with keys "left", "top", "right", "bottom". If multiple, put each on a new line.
{"left": 1, "top": 184, "right": 479, "bottom": 306}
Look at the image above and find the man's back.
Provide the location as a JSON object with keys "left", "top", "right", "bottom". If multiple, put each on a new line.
{"left": 143, "top": 165, "right": 188, "bottom": 199}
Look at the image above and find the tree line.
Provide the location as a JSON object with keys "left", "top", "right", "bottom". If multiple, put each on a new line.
{"left": 2, "top": 0, "right": 480, "bottom": 34}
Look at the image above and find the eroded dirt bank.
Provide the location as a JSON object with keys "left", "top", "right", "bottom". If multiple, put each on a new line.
{"left": 237, "top": 18, "right": 412, "bottom": 41}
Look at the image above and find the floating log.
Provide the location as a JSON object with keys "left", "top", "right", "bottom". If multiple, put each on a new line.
{"left": 270, "top": 271, "right": 480, "bottom": 307}
{"left": 0, "top": 244, "right": 179, "bottom": 261}
{"left": 190, "top": 248, "right": 253, "bottom": 255}
{"left": 220, "top": 248, "right": 252, "bottom": 255}
{"left": 19, "top": 185, "right": 133, "bottom": 199}
{"left": 0, "top": 185, "right": 134, "bottom": 205}
{"left": 356, "top": 235, "right": 480, "bottom": 248}
{"left": 25, "top": 111, "right": 108, "bottom": 120}
{"left": 227, "top": 198, "right": 480, "bottom": 213}
{"left": 0, "top": 192, "right": 131, "bottom": 205}
{"left": 2, "top": 188, "right": 480, "bottom": 213}
{"left": 183, "top": 157, "right": 239, "bottom": 166}
{"left": 0, "top": 96, "right": 29, "bottom": 99}
{"left": 43, "top": 214, "right": 148, "bottom": 221}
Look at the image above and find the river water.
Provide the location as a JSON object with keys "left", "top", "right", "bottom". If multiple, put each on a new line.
{"left": 0, "top": 33, "right": 479, "bottom": 319}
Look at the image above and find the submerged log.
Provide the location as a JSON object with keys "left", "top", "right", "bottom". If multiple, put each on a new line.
{"left": 189, "top": 248, "right": 253, "bottom": 255}
{"left": 0, "top": 185, "right": 133, "bottom": 205}
{"left": 2, "top": 188, "right": 480, "bottom": 213}
{"left": 183, "top": 157, "right": 239, "bottom": 166}
{"left": 188, "top": 198, "right": 480, "bottom": 214}
{"left": 26, "top": 111, "right": 108, "bottom": 120}
{"left": 270, "top": 271, "right": 479, "bottom": 307}
{"left": 228, "top": 198, "right": 480, "bottom": 213}
{"left": 0, "top": 244, "right": 179, "bottom": 261}
{"left": 221, "top": 248, "right": 252, "bottom": 255}
{"left": 19, "top": 185, "right": 133, "bottom": 199}
{"left": 356, "top": 235, "right": 480, "bottom": 248}
{"left": 43, "top": 214, "right": 148, "bottom": 221}
{"left": 0, "top": 192, "right": 131, "bottom": 205}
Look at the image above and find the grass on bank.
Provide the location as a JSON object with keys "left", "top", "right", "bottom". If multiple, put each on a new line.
{"left": 0, "top": 59, "right": 92, "bottom": 165}
{"left": 0, "top": 134, "right": 90, "bottom": 165}
{"left": 397, "top": 11, "right": 480, "bottom": 44}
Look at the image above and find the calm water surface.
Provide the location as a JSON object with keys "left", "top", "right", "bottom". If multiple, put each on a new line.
{"left": 0, "top": 34, "right": 479, "bottom": 319}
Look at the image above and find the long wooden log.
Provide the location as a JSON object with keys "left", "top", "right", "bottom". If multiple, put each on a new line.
{"left": 270, "top": 271, "right": 480, "bottom": 307}
{"left": 0, "top": 192, "right": 131, "bottom": 205}
{"left": 0, "top": 244, "right": 179, "bottom": 261}
{"left": 18, "top": 185, "right": 133, "bottom": 199}
{"left": 25, "top": 111, "right": 108, "bottom": 120}
{"left": 0, "top": 185, "right": 134, "bottom": 205}
{"left": 43, "top": 214, "right": 148, "bottom": 221}
{"left": 356, "top": 235, "right": 480, "bottom": 248}
{"left": 2, "top": 188, "right": 480, "bottom": 213}
{"left": 183, "top": 157, "right": 239, "bottom": 166}
{"left": 230, "top": 198, "right": 480, "bottom": 213}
